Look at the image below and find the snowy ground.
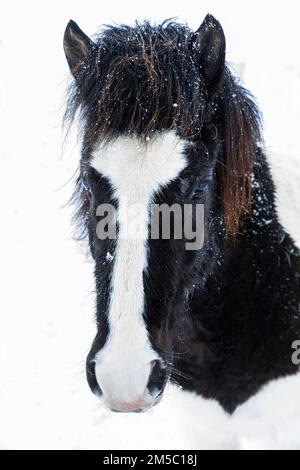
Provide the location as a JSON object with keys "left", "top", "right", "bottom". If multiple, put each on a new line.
{"left": 0, "top": 0, "right": 299, "bottom": 450}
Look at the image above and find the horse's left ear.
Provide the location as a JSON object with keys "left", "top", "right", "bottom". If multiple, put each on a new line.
{"left": 192, "top": 14, "right": 226, "bottom": 98}
{"left": 63, "top": 20, "right": 96, "bottom": 78}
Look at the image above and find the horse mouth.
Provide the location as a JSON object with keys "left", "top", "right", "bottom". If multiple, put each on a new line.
{"left": 107, "top": 391, "right": 164, "bottom": 414}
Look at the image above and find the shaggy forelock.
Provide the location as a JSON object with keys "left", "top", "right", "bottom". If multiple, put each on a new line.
{"left": 65, "top": 20, "right": 207, "bottom": 144}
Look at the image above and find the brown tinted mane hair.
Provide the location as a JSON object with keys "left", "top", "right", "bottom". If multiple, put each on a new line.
{"left": 215, "top": 68, "right": 262, "bottom": 236}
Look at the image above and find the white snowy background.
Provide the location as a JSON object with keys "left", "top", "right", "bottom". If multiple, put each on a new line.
{"left": 0, "top": 0, "right": 299, "bottom": 450}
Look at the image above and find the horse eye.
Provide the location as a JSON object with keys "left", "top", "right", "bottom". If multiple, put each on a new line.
{"left": 192, "top": 181, "right": 209, "bottom": 200}
{"left": 82, "top": 179, "right": 92, "bottom": 194}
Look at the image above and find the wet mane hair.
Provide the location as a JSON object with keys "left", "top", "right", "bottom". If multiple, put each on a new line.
{"left": 64, "top": 19, "right": 262, "bottom": 236}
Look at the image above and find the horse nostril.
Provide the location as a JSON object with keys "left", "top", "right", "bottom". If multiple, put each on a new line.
{"left": 147, "top": 359, "right": 167, "bottom": 396}
{"left": 86, "top": 355, "right": 102, "bottom": 397}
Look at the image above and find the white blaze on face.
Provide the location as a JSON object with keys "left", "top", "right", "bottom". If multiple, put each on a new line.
{"left": 90, "top": 131, "right": 187, "bottom": 406}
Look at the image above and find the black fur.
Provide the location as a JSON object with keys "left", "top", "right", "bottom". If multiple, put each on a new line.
{"left": 64, "top": 16, "right": 300, "bottom": 413}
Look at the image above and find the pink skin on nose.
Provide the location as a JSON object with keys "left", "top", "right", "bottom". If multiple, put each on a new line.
{"left": 107, "top": 393, "right": 163, "bottom": 413}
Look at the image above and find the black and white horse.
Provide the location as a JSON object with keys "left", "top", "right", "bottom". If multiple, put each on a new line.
{"left": 63, "top": 15, "right": 300, "bottom": 414}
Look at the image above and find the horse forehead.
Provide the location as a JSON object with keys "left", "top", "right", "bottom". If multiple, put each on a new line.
{"left": 90, "top": 131, "right": 188, "bottom": 192}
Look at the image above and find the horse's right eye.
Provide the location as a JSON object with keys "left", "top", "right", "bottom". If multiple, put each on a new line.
{"left": 82, "top": 179, "right": 92, "bottom": 194}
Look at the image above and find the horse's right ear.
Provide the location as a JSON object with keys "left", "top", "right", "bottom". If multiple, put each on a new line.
{"left": 63, "top": 20, "right": 96, "bottom": 78}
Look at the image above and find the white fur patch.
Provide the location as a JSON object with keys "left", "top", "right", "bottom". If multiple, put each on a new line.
{"left": 90, "top": 131, "right": 187, "bottom": 406}
{"left": 170, "top": 373, "right": 300, "bottom": 450}
{"left": 231, "top": 372, "right": 300, "bottom": 449}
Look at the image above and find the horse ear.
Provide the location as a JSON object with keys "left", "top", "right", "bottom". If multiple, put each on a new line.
{"left": 63, "top": 20, "right": 96, "bottom": 78}
{"left": 192, "top": 14, "right": 226, "bottom": 97}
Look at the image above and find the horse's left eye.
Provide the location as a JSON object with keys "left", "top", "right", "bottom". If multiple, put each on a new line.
{"left": 192, "top": 181, "right": 209, "bottom": 200}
